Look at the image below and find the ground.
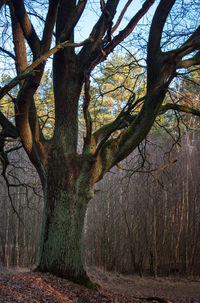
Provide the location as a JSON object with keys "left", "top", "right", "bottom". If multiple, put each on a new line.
{"left": 0, "top": 267, "right": 199, "bottom": 303}
{"left": 88, "top": 267, "right": 200, "bottom": 303}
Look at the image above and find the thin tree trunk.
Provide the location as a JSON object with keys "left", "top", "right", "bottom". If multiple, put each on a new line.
{"left": 4, "top": 206, "right": 10, "bottom": 268}
{"left": 175, "top": 182, "right": 184, "bottom": 266}
{"left": 185, "top": 160, "right": 189, "bottom": 274}
{"left": 15, "top": 189, "right": 20, "bottom": 268}
{"left": 152, "top": 201, "right": 158, "bottom": 278}
{"left": 162, "top": 191, "right": 167, "bottom": 246}
{"left": 15, "top": 216, "right": 20, "bottom": 268}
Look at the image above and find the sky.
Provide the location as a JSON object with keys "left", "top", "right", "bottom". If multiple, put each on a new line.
{"left": 0, "top": 0, "right": 147, "bottom": 76}
{"left": 2, "top": 0, "right": 198, "bottom": 78}
{"left": 75, "top": 0, "right": 146, "bottom": 42}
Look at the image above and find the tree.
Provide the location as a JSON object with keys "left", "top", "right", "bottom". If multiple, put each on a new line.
{"left": 0, "top": 0, "right": 200, "bottom": 286}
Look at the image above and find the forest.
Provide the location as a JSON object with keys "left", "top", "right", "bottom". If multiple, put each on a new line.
{"left": 0, "top": 56, "right": 200, "bottom": 277}
{"left": 0, "top": 0, "right": 200, "bottom": 302}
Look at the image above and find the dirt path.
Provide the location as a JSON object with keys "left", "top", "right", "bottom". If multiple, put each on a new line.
{"left": 88, "top": 267, "right": 200, "bottom": 303}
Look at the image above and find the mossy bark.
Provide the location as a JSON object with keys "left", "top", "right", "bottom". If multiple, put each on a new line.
{"left": 37, "top": 169, "right": 93, "bottom": 287}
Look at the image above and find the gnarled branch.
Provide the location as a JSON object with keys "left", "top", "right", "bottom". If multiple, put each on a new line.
{"left": 0, "top": 47, "right": 16, "bottom": 60}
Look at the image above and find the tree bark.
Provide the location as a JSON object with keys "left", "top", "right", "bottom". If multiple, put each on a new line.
{"left": 36, "top": 152, "right": 94, "bottom": 287}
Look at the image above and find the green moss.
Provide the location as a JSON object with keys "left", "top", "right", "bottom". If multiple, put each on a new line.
{"left": 38, "top": 188, "right": 94, "bottom": 287}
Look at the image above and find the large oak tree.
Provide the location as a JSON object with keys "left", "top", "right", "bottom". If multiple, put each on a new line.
{"left": 0, "top": 0, "right": 200, "bottom": 286}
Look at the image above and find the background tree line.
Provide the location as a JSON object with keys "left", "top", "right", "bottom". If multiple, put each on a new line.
{"left": 84, "top": 126, "right": 200, "bottom": 277}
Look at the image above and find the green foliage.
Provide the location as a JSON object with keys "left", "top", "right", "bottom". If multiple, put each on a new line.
{"left": 181, "top": 68, "right": 200, "bottom": 93}
{"left": 0, "top": 75, "right": 15, "bottom": 124}
{"left": 153, "top": 67, "right": 200, "bottom": 138}
{"left": 0, "top": 71, "right": 55, "bottom": 138}
{"left": 89, "top": 53, "right": 146, "bottom": 131}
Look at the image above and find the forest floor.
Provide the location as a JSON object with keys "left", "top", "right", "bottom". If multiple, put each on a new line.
{"left": 88, "top": 266, "right": 200, "bottom": 303}
{"left": 0, "top": 266, "right": 199, "bottom": 303}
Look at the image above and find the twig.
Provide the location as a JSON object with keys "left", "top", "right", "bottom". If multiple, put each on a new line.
{"left": 116, "top": 159, "right": 177, "bottom": 173}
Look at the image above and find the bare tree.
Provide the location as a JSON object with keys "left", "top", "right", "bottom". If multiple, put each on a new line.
{"left": 0, "top": 0, "right": 200, "bottom": 285}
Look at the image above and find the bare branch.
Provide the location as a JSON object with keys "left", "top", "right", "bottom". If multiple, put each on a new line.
{"left": 159, "top": 103, "right": 200, "bottom": 117}
{"left": 94, "top": 80, "right": 173, "bottom": 179}
{"left": 147, "top": 0, "right": 176, "bottom": 59}
{"left": 87, "top": 0, "right": 155, "bottom": 72}
{"left": 100, "top": 0, "right": 113, "bottom": 42}
{"left": 0, "top": 155, "right": 27, "bottom": 226}
{"left": 24, "top": 38, "right": 91, "bottom": 74}
{"left": 0, "top": 137, "right": 26, "bottom": 225}
{"left": 41, "top": 0, "right": 60, "bottom": 52}
{"left": 94, "top": 93, "right": 136, "bottom": 154}
{"left": 117, "top": 159, "right": 177, "bottom": 174}
{"left": 93, "top": 95, "right": 144, "bottom": 147}
{"left": 0, "top": 111, "right": 19, "bottom": 138}
{"left": 12, "top": 0, "right": 41, "bottom": 58}
{"left": 111, "top": 0, "right": 133, "bottom": 34}
{"left": 108, "top": 0, "right": 155, "bottom": 51}
{"left": 0, "top": 46, "right": 16, "bottom": 60}
{"left": 59, "top": 0, "right": 87, "bottom": 42}
{"left": 0, "top": 38, "right": 91, "bottom": 101}
{"left": 0, "top": 71, "right": 35, "bottom": 101}
{"left": 174, "top": 26, "right": 200, "bottom": 60}
{"left": 177, "top": 51, "right": 200, "bottom": 69}
{"left": 79, "top": 0, "right": 120, "bottom": 65}
{"left": 9, "top": 2, "right": 28, "bottom": 74}
{"left": 147, "top": 0, "right": 176, "bottom": 92}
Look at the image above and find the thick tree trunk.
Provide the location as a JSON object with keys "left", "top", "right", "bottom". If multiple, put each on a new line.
{"left": 36, "top": 156, "right": 94, "bottom": 287}
{"left": 37, "top": 185, "right": 92, "bottom": 286}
